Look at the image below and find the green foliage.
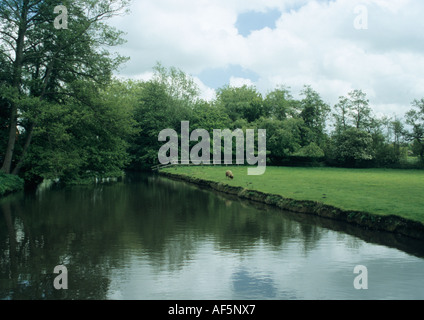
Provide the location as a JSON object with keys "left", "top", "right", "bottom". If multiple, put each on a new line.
{"left": 267, "top": 118, "right": 303, "bottom": 160}
{"left": 129, "top": 65, "right": 202, "bottom": 169}
{"left": 405, "top": 99, "right": 424, "bottom": 161}
{"left": 216, "top": 85, "right": 263, "bottom": 123}
{"left": 298, "top": 85, "right": 330, "bottom": 146}
{"left": 22, "top": 80, "right": 137, "bottom": 184}
{"left": 1, "top": 0, "right": 423, "bottom": 190}
{"left": 126, "top": 66, "right": 424, "bottom": 170}
{"left": 0, "top": 0, "right": 131, "bottom": 176}
{"left": 373, "top": 143, "right": 408, "bottom": 167}
{"left": 347, "top": 90, "right": 372, "bottom": 130}
{"left": 411, "top": 140, "right": 424, "bottom": 160}
{"left": 191, "top": 100, "right": 231, "bottom": 132}
{"left": 294, "top": 142, "right": 325, "bottom": 158}
{"left": 328, "top": 89, "right": 417, "bottom": 168}
{"left": 153, "top": 63, "right": 200, "bottom": 104}
{"left": 263, "top": 86, "right": 296, "bottom": 120}
{"left": 0, "top": 173, "right": 24, "bottom": 197}
{"left": 331, "top": 128, "right": 375, "bottom": 166}
{"left": 333, "top": 90, "right": 372, "bottom": 132}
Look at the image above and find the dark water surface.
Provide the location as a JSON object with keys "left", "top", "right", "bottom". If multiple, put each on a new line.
{"left": 1, "top": 173, "right": 424, "bottom": 300}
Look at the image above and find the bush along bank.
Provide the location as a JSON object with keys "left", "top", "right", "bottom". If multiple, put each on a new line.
{"left": 0, "top": 173, "right": 24, "bottom": 197}
{"left": 160, "top": 171, "right": 424, "bottom": 241}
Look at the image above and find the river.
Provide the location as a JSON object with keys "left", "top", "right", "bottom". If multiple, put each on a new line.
{"left": 1, "top": 173, "right": 424, "bottom": 300}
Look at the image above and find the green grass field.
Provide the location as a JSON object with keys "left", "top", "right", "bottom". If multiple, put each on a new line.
{"left": 162, "top": 166, "right": 424, "bottom": 224}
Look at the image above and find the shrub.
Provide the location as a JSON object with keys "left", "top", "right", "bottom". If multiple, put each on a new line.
{"left": 0, "top": 173, "right": 24, "bottom": 197}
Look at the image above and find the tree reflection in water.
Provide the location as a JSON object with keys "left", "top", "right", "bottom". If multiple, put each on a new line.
{"left": 1, "top": 173, "right": 424, "bottom": 300}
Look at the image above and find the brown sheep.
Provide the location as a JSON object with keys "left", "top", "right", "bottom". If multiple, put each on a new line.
{"left": 226, "top": 170, "right": 234, "bottom": 180}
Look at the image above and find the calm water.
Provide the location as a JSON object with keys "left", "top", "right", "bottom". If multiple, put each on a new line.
{"left": 1, "top": 173, "right": 424, "bottom": 300}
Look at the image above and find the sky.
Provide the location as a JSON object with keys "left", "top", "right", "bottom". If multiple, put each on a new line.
{"left": 109, "top": 0, "right": 424, "bottom": 118}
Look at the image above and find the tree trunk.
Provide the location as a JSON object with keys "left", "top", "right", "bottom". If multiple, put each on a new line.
{"left": 11, "top": 60, "right": 53, "bottom": 176}
{"left": 12, "top": 123, "right": 34, "bottom": 176}
{"left": 1, "top": 1, "right": 29, "bottom": 174}
{"left": 1, "top": 104, "right": 19, "bottom": 174}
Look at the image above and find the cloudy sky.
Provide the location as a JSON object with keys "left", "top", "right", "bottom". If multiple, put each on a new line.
{"left": 109, "top": 0, "right": 424, "bottom": 117}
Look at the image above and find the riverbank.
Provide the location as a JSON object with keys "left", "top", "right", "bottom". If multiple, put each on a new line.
{"left": 160, "top": 166, "right": 424, "bottom": 241}
{"left": 0, "top": 173, "right": 24, "bottom": 197}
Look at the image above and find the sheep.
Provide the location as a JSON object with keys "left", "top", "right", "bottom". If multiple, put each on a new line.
{"left": 226, "top": 170, "right": 234, "bottom": 180}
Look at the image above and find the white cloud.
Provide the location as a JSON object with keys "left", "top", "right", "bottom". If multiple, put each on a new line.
{"left": 192, "top": 77, "right": 216, "bottom": 101}
{"left": 114, "top": 71, "right": 154, "bottom": 83}
{"left": 229, "top": 77, "right": 255, "bottom": 88}
{"left": 109, "top": 0, "right": 424, "bottom": 117}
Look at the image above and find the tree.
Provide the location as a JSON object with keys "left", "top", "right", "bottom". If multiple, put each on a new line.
{"left": 216, "top": 85, "right": 263, "bottom": 123}
{"left": 405, "top": 98, "right": 424, "bottom": 161}
{"left": 0, "top": 0, "right": 130, "bottom": 174}
{"left": 333, "top": 90, "right": 372, "bottom": 132}
{"left": 263, "top": 86, "right": 297, "bottom": 120}
{"left": 129, "top": 65, "right": 202, "bottom": 169}
{"left": 23, "top": 80, "right": 137, "bottom": 183}
{"left": 332, "top": 128, "right": 375, "bottom": 167}
{"left": 294, "top": 142, "right": 325, "bottom": 158}
{"left": 152, "top": 63, "right": 200, "bottom": 106}
{"left": 267, "top": 118, "right": 304, "bottom": 163}
{"left": 298, "top": 85, "right": 330, "bottom": 147}
{"left": 391, "top": 118, "right": 405, "bottom": 153}
{"left": 347, "top": 89, "right": 372, "bottom": 130}
{"left": 333, "top": 96, "right": 350, "bottom": 134}
{"left": 371, "top": 116, "right": 407, "bottom": 166}
{"left": 130, "top": 80, "right": 172, "bottom": 169}
{"left": 191, "top": 100, "right": 231, "bottom": 132}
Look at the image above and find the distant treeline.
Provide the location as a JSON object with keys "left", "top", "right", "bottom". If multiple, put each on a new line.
{"left": 126, "top": 64, "right": 424, "bottom": 171}
{"left": 2, "top": 62, "right": 423, "bottom": 185}
{"left": 1, "top": 1, "right": 423, "bottom": 185}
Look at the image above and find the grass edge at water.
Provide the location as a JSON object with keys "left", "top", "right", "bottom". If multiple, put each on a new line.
{"left": 162, "top": 166, "right": 424, "bottom": 225}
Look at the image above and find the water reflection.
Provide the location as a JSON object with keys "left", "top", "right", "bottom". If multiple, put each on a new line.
{"left": 232, "top": 268, "right": 279, "bottom": 299}
{"left": 1, "top": 173, "right": 424, "bottom": 300}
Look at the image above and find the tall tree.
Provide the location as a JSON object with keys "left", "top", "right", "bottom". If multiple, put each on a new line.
{"left": 298, "top": 85, "right": 330, "bottom": 146}
{"left": 152, "top": 63, "right": 200, "bottom": 107}
{"left": 263, "top": 86, "right": 296, "bottom": 120}
{"left": 24, "top": 80, "right": 137, "bottom": 183}
{"left": 129, "top": 65, "right": 201, "bottom": 169}
{"left": 332, "top": 128, "right": 375, "bottom": 167}
{"left": 333, "top": 90, "right": 372, "bottom": 132}
{"left": 347, "top": 89, "right": 372, "bottom": 131}
{"left": 0, "top": 0, "right": 130, "bottom": 174}
{"left": 264, "top": 117, "right": 304, "bottom": 163}
{"left": 333, "top": 96, "right": 350, "bottom": 134}
{"left": 391, "top": 118, "right": 405, "bottom": 156}
{"left": 216, "top": 85, "right": 263, "bottom": 123}
{"left": 405, "top": 98, "right": 424, "bottom": 161}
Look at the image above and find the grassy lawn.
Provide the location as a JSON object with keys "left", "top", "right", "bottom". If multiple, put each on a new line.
{"left": 162, "top": 166, "right": 424, "bottom": 224}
